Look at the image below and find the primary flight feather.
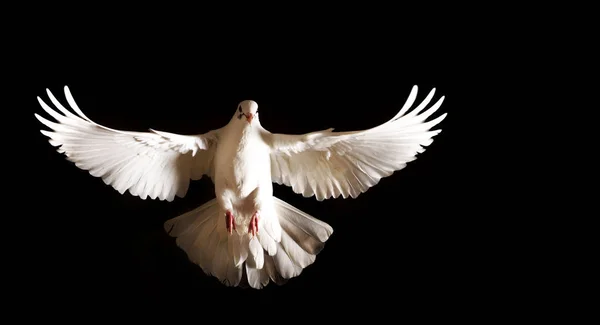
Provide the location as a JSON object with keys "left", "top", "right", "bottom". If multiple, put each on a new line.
{"left": 35, "top": 85, "right": 447, "bottom": 288}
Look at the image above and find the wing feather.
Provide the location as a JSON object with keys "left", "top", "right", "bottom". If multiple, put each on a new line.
{"left": 269, "top": 85, "right": 446, "bottom": 200}
{"left": 35, "top": 86, "right": 220, "bottom": 201}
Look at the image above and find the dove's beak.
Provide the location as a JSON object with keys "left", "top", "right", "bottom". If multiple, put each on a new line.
{"left": 246, "top": 113, "right": 253, "bottom": 123}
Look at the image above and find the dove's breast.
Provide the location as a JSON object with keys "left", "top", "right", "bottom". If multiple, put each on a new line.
{"left": 214, "top": 126, "right": 272, "bottom": 199}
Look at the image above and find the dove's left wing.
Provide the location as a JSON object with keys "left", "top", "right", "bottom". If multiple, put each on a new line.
{"left": 35, "top": 86, "right": 221, "bottom": 202}
{"left": 267, "top": 86, "right": 447, "bottom": 201}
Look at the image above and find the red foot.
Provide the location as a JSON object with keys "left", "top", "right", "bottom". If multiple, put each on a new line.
{"left": 249, "top": 211, "right": 259, "bottom": 237}
{"left": 226, "top": 210, "right": 235, "bottom": 235}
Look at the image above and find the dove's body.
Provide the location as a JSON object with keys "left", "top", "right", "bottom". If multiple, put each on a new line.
{"left": 35, "top": 86, "right": 447, "bottom": 288}
{"left": 217, "top": 122, "right": 271, "bottom": 198}
{"left": 214, "top": 115, "right": 273, "bottom": 235}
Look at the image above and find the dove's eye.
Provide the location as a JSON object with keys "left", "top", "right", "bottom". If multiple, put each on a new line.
{"left": 238, "top": 106, "right": 242, "bottom": 112}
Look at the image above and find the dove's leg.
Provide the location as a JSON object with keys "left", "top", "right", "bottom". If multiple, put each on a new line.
{"left": 217, "top": 188, "right": 236, "bottom": 235}
{"left": 225, "top": 210, "right": 236, "bottom": 234}
{"left": 247, "top": 187, "right": 264, "bottom": 237}
{"left": 249, "top": 211, "right": 259, "bottom": 237}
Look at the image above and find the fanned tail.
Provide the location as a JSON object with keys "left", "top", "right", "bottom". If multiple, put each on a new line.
{"left": 164, "top": 197, "right": 334, "bottom": 289}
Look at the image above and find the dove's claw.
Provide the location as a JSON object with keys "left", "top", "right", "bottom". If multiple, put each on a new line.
{"left": 226, "top": 210, "right": 235, "bottom": 235}
{"left": 248, "top": 211, "right": 259, "bottom": 237}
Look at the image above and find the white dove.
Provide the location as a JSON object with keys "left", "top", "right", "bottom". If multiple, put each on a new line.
{"left": 35, "top": 85, "right": 447, "bottom": 289}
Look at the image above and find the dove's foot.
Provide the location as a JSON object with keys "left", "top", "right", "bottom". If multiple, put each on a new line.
{"left": 225, "top": 210, "right": 236, "bottom": 235}
{"left": 248, "top": 211, "right": 259, "bottom": 237}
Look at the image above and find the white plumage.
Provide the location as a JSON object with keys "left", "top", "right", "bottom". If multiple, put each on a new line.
{"left": 35, "top": 85, "right": 447, "bottom": 288}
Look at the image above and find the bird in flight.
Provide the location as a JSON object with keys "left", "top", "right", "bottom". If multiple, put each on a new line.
{"left": 35, "top": 85, "right": 447, "bottom": 289}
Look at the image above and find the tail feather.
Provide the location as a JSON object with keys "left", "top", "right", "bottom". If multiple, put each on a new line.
{"left": 279, "top": 228, "right": 316, "bottom": 268}
{"left": 164, "top": 197, "right": 333, "bottom": 289}
{"left": 165, "top": 199, "right": 218, "bottom": 237}
{"left": 248, "top": 237, "right": 264, "bottom": 269}
{"left": 271, "top": 239, "right": 304, "bottom": 279}
{"left": 245, "top": 252, "right": 269, "bottom": 289}
{"left": 229, "top": 234, "right": 248, "bottom": 268}
{"left": 274, "top": 197, "right": 333, "bottom": 242}
{"left": 257, "top": 230, "right": 277, "bottom": 256}
{"left": 264, "top": 254, "right": 287, "bottom": 285}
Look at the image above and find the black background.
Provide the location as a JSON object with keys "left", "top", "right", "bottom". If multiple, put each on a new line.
{"left": 14, "top": 12, "right": 501, "bottom": 318}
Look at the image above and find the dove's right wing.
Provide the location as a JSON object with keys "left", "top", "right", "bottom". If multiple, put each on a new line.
{"left": 35, "top": 86, "right": 221, "bottom": 202}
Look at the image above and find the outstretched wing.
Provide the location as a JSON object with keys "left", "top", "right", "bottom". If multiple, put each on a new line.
{"left": 268, "top": 85, "right": 447, "bottom": 201}
{"left": 35, "top": 86, "right": 221, "bottom": 202}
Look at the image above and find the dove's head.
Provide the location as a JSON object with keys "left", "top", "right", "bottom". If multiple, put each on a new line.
{"left": 236, "top": 100, "right": 258, "bottom": 124}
